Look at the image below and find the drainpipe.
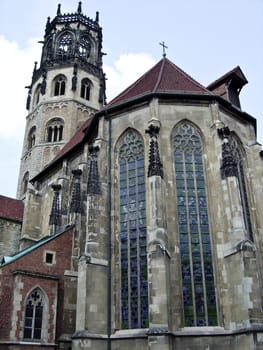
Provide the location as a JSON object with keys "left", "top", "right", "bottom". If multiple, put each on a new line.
{"left": 106, "top": 114, "right": 112, "bottom": 350}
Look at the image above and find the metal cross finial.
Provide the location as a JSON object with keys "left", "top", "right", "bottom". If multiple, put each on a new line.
{"left": 159, "top": 41, "right": 168, "bottom": 58}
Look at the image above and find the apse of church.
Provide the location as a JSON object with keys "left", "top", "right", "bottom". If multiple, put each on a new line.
{"left": 1, "top": 2, "right": 263, "bottom": 350}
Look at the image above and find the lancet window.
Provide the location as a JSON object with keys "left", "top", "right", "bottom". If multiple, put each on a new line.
{"left": 221, "top": 133, "right": 253, "bottom": 238}
{"left": 23, "top": 288, "right": 45, "bottom": 340}
{"left": 79, "top": 35, "right": 91, "bottom": 59}
{"left": 173, "top": 122, "right": 217, "bottom": 327}
{"left": 28, "top": 126, "right": 36, "bottom": 150}
{"left": 34, "top": 85, "right": 41, "bottom": 106}
{"left": 118, "top": 130, "right": 148, "bottom": 329}
{"left": 56, "top": 32, "right": 73, "bottom": 60}
{"left": 23, "top": 171, "right": 29, "bottom": 194}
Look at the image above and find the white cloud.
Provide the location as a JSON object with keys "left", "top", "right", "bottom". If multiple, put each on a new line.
{"left": 0, "top": 35, "right": 40, "bottom": 139}
{"left": 104, "top": 53, "right": 156, "bottom": 101}
{"left": 0, "top": 36, "right": 41, "bottom": 198}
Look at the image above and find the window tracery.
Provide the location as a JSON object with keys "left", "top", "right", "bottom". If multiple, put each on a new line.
{"left": 56, "top": 32, "right": 73, "bottom": 60}
{"left": 173, "top": 122, "right": 217, "bottom": 327}
{"left": 79, "top": 35, "right": 91, "bottom": 59}
{"left": 46, "top": 118, "right": 64, "bottom": 142}
{"left": 23, "top": 288, "right": 45, "bottom": 340}
{"left": 118, "top": 130, "right": 148, "bottom": 329}
{"left": 23, "top": 171, "right": 29, "bottom": 194}
{"left": 220, "top": 132, "right": 253, "bottom": 238}
{"left": 80, "top": 78, "right": 91, "bottom": 100}
{"left": 28, "top": 126, "right": 36, "bottom": 150}
{"left": 54, "top": 75, "right": 66, "bottom": 96}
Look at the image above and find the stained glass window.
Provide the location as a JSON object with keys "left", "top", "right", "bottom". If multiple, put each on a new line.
{"left": 23, "top": 288, "right": 45, "bottom": 340}
{"left": 173, "top": 122, "right": 217, "bottom": 327}
{"left": 119, "top": 130, "right": 148, "bottom": 329}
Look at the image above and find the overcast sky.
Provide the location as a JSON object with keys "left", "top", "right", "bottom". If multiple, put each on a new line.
{"left": 0, "top": 0, "right": 262, "bottom": 198}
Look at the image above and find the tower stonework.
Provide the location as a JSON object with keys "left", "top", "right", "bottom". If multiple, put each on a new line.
{"left": 17, "top": 2, "right": 105, "bottom": 199}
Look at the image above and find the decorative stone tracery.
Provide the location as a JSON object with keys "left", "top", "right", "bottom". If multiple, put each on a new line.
{"left": 49, "top": 184, "right": 62, "bottom": 228}
{"left": 70, "top": 169, "right": 82, "bottom": 213}
{"left": 145, "top": 118, "right": 163, "bottom": 178}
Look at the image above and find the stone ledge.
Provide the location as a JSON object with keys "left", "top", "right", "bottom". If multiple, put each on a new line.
{"left": 72, "top": 330, "right": 107, "bottom": 339}
{"left": 0, "top": 341, "right": 57, "bottom": 347}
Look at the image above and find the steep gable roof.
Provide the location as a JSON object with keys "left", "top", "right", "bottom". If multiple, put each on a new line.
{"left": 0, "top": 195, "right": 24, "bottom": 222}
{"left": 107, "top": 57, "right": 211, "bottom": 107}
{"left": 207, "top": 66, "right": 248, "bottom": 91}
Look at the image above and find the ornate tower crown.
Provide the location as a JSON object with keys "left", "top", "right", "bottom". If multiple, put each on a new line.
{"left": 36, "top": 2, "right": 103, "bottom": 81}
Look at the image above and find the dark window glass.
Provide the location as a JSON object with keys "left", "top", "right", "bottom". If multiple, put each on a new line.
{"left": 173, "top": 122, "right": 217, "bottom": 327}
{"left": 119, "top": 130, "right": 148, "bottom": 329}
{"left": 23, "top": 289, "right": 45, "bottom": 340}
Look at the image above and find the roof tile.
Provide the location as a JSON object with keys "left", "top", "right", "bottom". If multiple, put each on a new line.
{"left": 108, "top": 57, "right": 210, "bottom": 107}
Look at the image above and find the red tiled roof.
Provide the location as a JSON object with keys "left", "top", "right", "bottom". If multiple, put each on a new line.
{"left": 207, "top": 66, "right": 248, "bottom": 91}
{"left": 108, "top": 57, "right": 210, "bottom": 107}
{"left": 0, "top": 195, "right": 24, "bottom": 222}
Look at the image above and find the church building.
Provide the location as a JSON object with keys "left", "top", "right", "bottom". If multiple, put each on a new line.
{"left": 1, "top": 2, "right": 263, "bottom": 350}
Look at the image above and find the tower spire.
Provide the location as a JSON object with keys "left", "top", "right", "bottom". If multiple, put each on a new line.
{"left": 57, "top": 3, "right": 61, "bottom": 16}
{"left": 159, "top": 41, "right": 168, "bottom": 58}
{"left": 77, "top": 2, "right": 82, "bottom": 14}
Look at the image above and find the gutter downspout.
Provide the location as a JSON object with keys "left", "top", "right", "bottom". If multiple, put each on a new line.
{"left": 106, "top": 113, "right": 112, "bottom": 350}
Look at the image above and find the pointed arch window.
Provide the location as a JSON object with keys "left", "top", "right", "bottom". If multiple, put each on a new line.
{"left": 33, "top": 84, "right": 41, "bottom": 106}
{"left": 222, "top": 134, "right": 253, "bottom": 238}
{"left": 56, "top": 32, "right": 73, "bottom": 60}
{"left": 173, "top": 122, "right": 217, "bottom": 327}
{"left": 118, "top": 130, "right": 148, "bottom": 329}
{"left": 79, "top": 35, "right": 91, "bottom": 59}
{"left": 45, "top": 38, "right": 53, "bottom": 62}
{"left": 46, "top": 118, "right": 64, "bottom": 142}
{"left": 54, "top": 75, "right": 66, "bottom": 96}
{"left": 23, "top": 288, "right": 45, "bottom": 340}
{"left": 28, "top": 126, "right": 36, "bottom": 150}
{"left": 80, "top": 78, "right": 91, "bottom": 100}
{"left": 23, "top": 171, "right": 29, "bottom": 194}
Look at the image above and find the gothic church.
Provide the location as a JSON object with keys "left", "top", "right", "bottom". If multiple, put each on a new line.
{"left": 1, "top": 3, "right": 263, "bottom": 350}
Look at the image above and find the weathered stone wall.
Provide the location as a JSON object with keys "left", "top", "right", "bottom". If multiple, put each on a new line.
{"left": 0, "top": 218, "right": 21, "bottom": 261}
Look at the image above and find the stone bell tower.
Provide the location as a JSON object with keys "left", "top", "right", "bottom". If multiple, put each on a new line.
{"left": 17, "top": 2, "right": 105, "bottom": 199}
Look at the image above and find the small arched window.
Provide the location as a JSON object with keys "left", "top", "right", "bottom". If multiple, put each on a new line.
{"left": 56, "top": 32, "right": 73, "bottom": 60}
{"left": 44, "top": 38, "right": 53, "bottom": 63}
{"left": 33, "top": 85, "right": 41, "bottom": 106}
{"left": 46, "top": 118, "right": 64, "bottom": 142}
{"left": 54, "top": 75, "right": 66, "bottom": 96}
{"left": 80, "top": 78, "right": 91, "bottom": 100}
{"left": 23, "top": 171, "right": 29, "bottom": 194}
{"left": 28, "top": 126, "right": 36, "bottom": 150}
{"left": 23, "top": 288, "right": 45, "bottom": 340}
